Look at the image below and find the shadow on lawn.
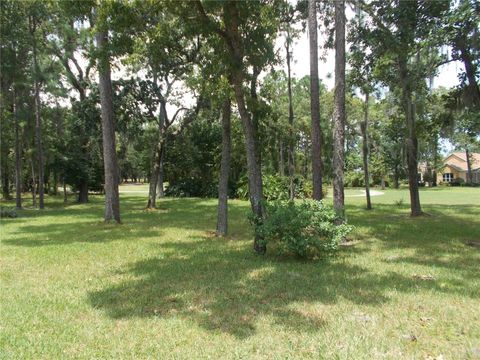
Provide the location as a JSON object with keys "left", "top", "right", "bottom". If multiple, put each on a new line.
{"left": 88, "top": 237, "right": 382, "bottom": 338}
{"left": 88, "top": 228, "right": 478, "bottom": 339}
{"left": 2, "top": 196, "right": 249, "bottom": 247}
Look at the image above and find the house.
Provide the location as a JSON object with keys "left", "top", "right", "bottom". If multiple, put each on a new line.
{"left": 438, "top": 152, "right": 480, "bottom": 184}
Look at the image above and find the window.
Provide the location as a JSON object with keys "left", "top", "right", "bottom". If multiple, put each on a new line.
{"left": 443, "top": 173, "right": 454, "bottom": 182}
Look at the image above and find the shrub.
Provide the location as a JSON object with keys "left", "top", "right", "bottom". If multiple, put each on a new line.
{"left": 237, "top": 175, "right": 328, "bottom": 201}
{"left": 252, "top": 200, "right": 353, "bottom": 258}
{"left": 344, "top": 171, "right": 365, "bottom": 187}
{"left": 450, "top": 177, "right": 464, "bottom": 187}
{"left": 0, "top": 207, "right": 17, "bottom": 218}
{"left": 165, "top": 178, "right": 218, "bottom": 198}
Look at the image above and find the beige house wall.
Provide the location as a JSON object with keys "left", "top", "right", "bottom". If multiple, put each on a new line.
{"left": 437, "top": 165, "right": 466, "bottom": 184}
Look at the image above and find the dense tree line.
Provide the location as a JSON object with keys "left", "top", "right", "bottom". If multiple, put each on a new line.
{"left": 1, "top": 0, "right": 478, "bottom": 252}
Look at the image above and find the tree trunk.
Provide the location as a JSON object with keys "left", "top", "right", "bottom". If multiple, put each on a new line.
{"left": 278, "top": 138, "right": 285, "bottom": 176}
{"left": 222, "top": 2, "right": 265, "bottom": 253}
{"left": 399, "top": 68, "right": 422, "bottom": 216}
{"left": 361, "top": 92, "right": 372, "bottom": 210}
{"left": 52, "top": 170, "right": 58, "bottom": 195}
{"left": 1, "top": 117, "right": 11, "bottom": 200}
{"left": 232, "top": 73, "right": 265, "bottom": 253}
{"left": 63, "top": 178, "right": 67, "bottom": 203}
{"left": 156, "top": 146, "right": 165, "bottom": 199}
{"left": 459, "top": 47, "right": 480, "bottom": 106}
{"left": 147, "top": 103, "right": 166, "bottom": 208}
{"left": 308, "top": 0, "right": 323, "bottom": 200}
{"left": 432, "top": 136, "right": 438, "bottom": 187}
{"left": 31, "top": 160, "right": 37, "bottom": 207}
{"left": 216, "top": 97, "right": 231, "bottom": 236}
{"left": 31, "top": 17, "right": 45, "bottom": 209}
{"left": 286, "top": 29, "right": 295, "bottom": 200}
{"left": 332, "top": 0, "right": 346, "bottom": 219}
{"left": 96, "top": 29, "right": 121, "bottom": 223}
{"left": 1, "top": 160, "right": 10, "bottom": 200}
{"left": 77, "top": 179, "right": 89, "bottom": 203}
{"left": 14, "top": 87, "right": 22, "bottom": 208}
{"left": 394, "top": 164, "right": 400, "bottom": 189}
{"left": 465, "top": 148, "right": 473, "bottom": 185}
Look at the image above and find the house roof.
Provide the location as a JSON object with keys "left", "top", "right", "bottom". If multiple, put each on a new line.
{"left": 444, "top": 152, "right": 480, "bottom": 171}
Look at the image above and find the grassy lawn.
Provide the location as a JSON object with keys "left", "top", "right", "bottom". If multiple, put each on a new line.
{"left": 1, "top": 186, "right": 479, "bottom": 359}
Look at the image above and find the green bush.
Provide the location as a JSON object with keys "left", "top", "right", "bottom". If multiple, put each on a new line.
{"left": 0, "top": 207, "right": 17, "bottom": 218}
{"left": 237, "top": 175, "right": 327, "bottom": 201}
{"left": 344, "top": 171, "right": 365, "bottom": 187}
{"left": 450, "top": 177, "right": 464, "bottom": 187}
{"left": 165, "top": 178, "right": 218, "bottom": 198}
{"left": 252, "top": 200, "right": 353, "bottom": 258}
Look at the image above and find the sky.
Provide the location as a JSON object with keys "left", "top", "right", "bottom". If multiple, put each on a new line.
{"left": 281, "top": 24, "right": 463, "bottom": 91}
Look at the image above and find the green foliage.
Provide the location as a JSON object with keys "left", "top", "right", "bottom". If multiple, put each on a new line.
{"left": 237, "top": 175, "right": 327, "bottom": 201}
{"left": 0, "top": 207, "right": 18, "bottom": 218}
{"left": 165, "top": 178, "right": 218, "bottom": 198}
{"left": 344, "top": 171, "right": 365, "bottom": 188}
{"left": 253, "top": 200, "right": 353, "bottom": 258}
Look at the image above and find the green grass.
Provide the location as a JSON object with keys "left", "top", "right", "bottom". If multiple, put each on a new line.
{"left": 1, "top": 186, "right": 479, "bottom": 359}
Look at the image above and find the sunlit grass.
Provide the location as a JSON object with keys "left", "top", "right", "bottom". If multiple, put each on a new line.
{"left": 1, "top": 186, "right": 479, "bottom": 359}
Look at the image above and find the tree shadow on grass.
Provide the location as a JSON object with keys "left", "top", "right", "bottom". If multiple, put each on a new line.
{"left": 87, "top": 233, "right": 475, "bottom": 339}
{"left": 348, "top": 203, "right": 480, "bottom": 298}
{"left": 2, "top": 197, "right": 248, "bottom": 248}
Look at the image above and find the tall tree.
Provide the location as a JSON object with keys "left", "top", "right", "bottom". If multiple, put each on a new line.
{"left": 216, "top": 96, "right": 231, "bottom": 236}
{"left": 332, "top": 0, "right": 346, "bottom": 219}
{"left": 360, "top": 92, "right": 372, "bottom": 209}
{"left": 29, "top": 10, "right": 45, "bottom": 209}
{"left": 308, "top": 0, "right": 323, "bottom": 200}
{"left": 191, "top": 0, "right": 281, "bottom": 253}
{"left": 357, "top": 0, "right": 449, "bottom": 216}
{"left": 47, "top": 4, "right": 95, "bottom": 203}
{"left": 96, "top": 22, "right": 120, "bottom": 223}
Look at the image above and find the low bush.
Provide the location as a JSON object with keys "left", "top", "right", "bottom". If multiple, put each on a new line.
{"left": 0, "top": 207, "right": 17, "bottom": 218}
{"left": 237, "top": 175, "right": 327, "bottom": 201}
{"left": 165, "top": 178, "right": 218, "bottom": 198}
{"left": 252, "top": 200, "right": 353, "bottom": 258}
{"left": 450, "top": 177, "right": 464, "bottom": 187}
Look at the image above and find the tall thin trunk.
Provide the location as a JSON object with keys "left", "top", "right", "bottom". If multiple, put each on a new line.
{"left": 432, "top": 135, "right": 438, "bottom": 187}
{"left": 156, "top": 145, "right": 165, "bottom": 199}
{"left": 333, "top": 0, "right": 346, "bottom": 219}
{"left": 216, "top": 97, "right": 231, "bottom": 236}
{"left": 222, "top": 2, "right": 265, "bottom": 254}
{"left": 96, "top": 29, "right": 121, "bottom": 223}
{"left": 399, "top": 60, "right": 422, "bottom": 216}
{"left": 286, "top": 28, "right": 295, "bottom": 200}
{"left": 30, "top": 16, "right": 45, "bottom": 209}
{"left": 78, "top": 180, "right": 88, "bottom": 203}
{"left": 361, "top": 92, "right": 372, "bottom": 210}
{"left": 308, "top": 0, "right": 323, "bottom": 200}
{"left": 278, "top": 138, "right": 285, "bottom": 176}
{"left": 1, "top": 116, "right": 11, "bottom": 200}
{"left": 232, "top": 73, "right": 265, "bottom": 253}
{"left": 394, "top": 164, "right": 400, "bottom": 189}
{"left": 31, "top": 160, "right": 37, "bottom": 207}
{"left": 147, "top": 103, "right": 166, "bottom": 208}
{"left": 465, "top": 148, "right": 473, "bottom": 184}
{"left": 63, "top": 177, "right": 67, "bottom": 203}
{"left": 14, "top": 87, "right": 22, "bottom": 208}
{"left": 52, "top": 170, "right": 58, "bottom": 195}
